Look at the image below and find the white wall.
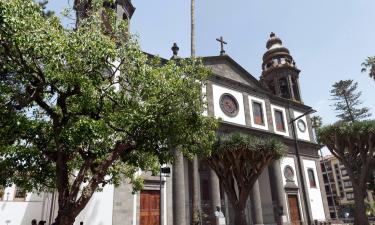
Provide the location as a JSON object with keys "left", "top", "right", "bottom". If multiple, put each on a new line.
{"left": 212, "top": 84, "right": 246, "bottom": 125}
{"left": 303, "top": 159, "right": 326, "bottom": 220}
{"left": 248, "top": 95, "right": 269, "bottom": 131}
{"left": 280, "top": 156, "right": 304, "bottom": 222}
{"left": 0, "top": 183, "right": 114, "bottom": 225}
{"left": 0, "top": 186, "right": 52, "bottom": 225}
{"left": 280, "top": 157, "right": 298, "bottom": 187}
{"left": 293, "top": 111, "right": 311, "bottom": 141}
{"left": 270, "top": 104, "right": 289, "bottom": 136}
{"left": 74, "top": 184, "right": 115, "bottom": 225}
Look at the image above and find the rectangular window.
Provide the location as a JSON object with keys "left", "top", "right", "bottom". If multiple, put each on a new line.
{"left": 346, "top": 192, "right": 354, "bottom": 200}
{"left": 252, "top": 101, "right": 264, "bottom": 125}
{"left": 308, "top": 169, "right": 317, "bottom": 188}
{"left": 274, "top": 110, "right": 285, "bottom": 132}
{"left": 14, "top": 187, "right": 26, "bottom": 201}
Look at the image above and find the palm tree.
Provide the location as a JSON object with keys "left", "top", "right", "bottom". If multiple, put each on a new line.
{"left": 361, "top": 56, "right": 375, "bottom": 81}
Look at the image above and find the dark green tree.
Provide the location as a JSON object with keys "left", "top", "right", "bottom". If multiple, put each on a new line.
{"left": 330, "top": 79, "right": 371, "bottom": 122}
{"left": 318, "top": 121, "right": 375, "bottom": 225}
{"left": 205, "top": 133, "right": 286, "bottom": 225}
{"left": 36, "top": 0, "right": 54, "bottom": 17}
{"left": 362, "top": 56, "right": 375, "bottom": 81}
{"left": 0, "top": 1, "right": 217, "bottom": 225}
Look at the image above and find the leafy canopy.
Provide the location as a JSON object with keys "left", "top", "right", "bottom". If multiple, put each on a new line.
{"left": 362, "top": 56, "right": 375, "bottom": 81}
{"left": 317, "top": 121, "right": 375, "bottom": 177}
{"left": 0, "top": 0, "right": 217, "bottom": 195}
{"left": 330, "top": 79, "right": 371, "bottom": 122}
{"left": 205, "top": 133, "right": 286, "bottom": 225}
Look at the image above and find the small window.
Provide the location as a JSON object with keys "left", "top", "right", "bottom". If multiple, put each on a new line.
{"left": 307, "top": 169, "right": 317, "bottom": 188}
{"left": 252, "top": 101, "right": 264, "bottom": 125}
{"left": 346, "top": 192, "right": 354, "bottom": 200}
{"left": 0, "top": 186, "right": 4, "bottom": 201}
{"left": 14, "top": 187, "right": 26, "bottom": 201}
{"left": 274, "top": 110, "right": 285, "bottom": 132}
{"left": 279, "top": 78, "right": 290, "bottom": 99}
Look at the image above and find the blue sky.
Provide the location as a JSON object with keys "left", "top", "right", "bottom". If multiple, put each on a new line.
{"left": 48, "top": 0, "right": 375, "bottom": 125}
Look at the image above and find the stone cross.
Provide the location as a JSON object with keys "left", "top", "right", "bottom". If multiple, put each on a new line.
{"left": 216, "top": 36, "right": 227, "bottom": 55}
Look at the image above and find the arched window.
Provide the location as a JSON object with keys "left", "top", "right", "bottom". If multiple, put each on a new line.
{"left": 292, "top": 78, "right": 300, "bottom": 101}
{"left": 307, "top": 169, "right": 317, "bottom": 188}
{"left": 279, "top": 78, "right": 290, "bottom": 99}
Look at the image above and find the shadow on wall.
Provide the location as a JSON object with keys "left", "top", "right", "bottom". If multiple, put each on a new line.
{"left": 0, "top": 193, "right": 51, "bottom": 225}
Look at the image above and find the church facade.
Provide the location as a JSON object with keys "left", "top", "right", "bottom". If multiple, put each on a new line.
{"left": 0, "top": 1, "right": 330, "bottom": 225}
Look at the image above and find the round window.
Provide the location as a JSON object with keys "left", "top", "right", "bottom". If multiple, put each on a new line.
{"left": 297, "top": 119, "right": 307, "bottom": 132}
{"left": 219, "top": 93, "right": 239, "bottom": 117}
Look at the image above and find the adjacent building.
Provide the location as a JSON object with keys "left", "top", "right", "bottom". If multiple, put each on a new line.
{"left": 320, "top": 155, "right": 375, "bottom": 220}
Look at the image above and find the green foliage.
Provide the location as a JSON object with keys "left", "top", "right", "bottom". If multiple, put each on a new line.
{"left": 318, "top": 121, "right": 375, "bottom": 225}
{"left": 0, "top": 0, "right": 217, "bottom": 204}
{"left": 212, "top": 133, "right": 286, "bottom": 157}
{"left": 311, "top": 115, "right": 323, "bottom": 129}
{"left": 35, "top": 0, "right": 54, "bottom": 17}
{"left": 206, "top": 132, "right": 286, "bottom": 225}
{"left": 362, "top": 56, "right": 375, "bottom": 81}
{"left": 330, "top": 79, "right": 371, "bottom": 122}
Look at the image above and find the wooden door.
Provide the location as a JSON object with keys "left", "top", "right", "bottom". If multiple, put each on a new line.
{"left": 140, "top": 190, "right": 160, "bottom": 225}
{"left": 288, "top": 195, "right": 302, "bottom": 225}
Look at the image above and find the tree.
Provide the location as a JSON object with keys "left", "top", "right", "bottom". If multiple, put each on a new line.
{"left": 0, "top": 1, "right": 217, "bottom": 225}
{"left": 362, "top": 56, "right": 375, "bottom": 81}
{"left": 36, "top": 0, "right": 54, "bottom": 17}
{"left": 204, "top": 133, "right": 286, "bottom": 225}
{"left": 317, "top": 121, "right": 375, "bottom": 225}
{"left": 330, "top": 79, "right": 371, "bottom": 123}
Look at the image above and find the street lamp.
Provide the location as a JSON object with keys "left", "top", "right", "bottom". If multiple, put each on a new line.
{"left": 160, "top": 166, "right": 171, "bottom": 225}
{"left": 289, "top": 108, "right": 316, "bottom": 225}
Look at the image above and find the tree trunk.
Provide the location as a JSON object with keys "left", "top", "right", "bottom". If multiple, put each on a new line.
{"left": 353, "top": 185, "right": 369, "bottom": 225}
{"left": 55, "top": 211, "right": 76, "bottom": 225}
{"left": 233, "top": 207, "right": 248, "bottom": 225}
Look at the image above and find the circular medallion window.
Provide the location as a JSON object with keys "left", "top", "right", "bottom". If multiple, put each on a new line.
{"left": 219, "top": 93, "right": 239, "bottom": 117}
{"left": 297, "top": 119, "right": 307, "bottom": 132}
{"left": 284, "top": 166, "right": 295, "bottom": 182}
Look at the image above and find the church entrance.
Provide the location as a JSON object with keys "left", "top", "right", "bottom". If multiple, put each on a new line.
{"left": 287, "top": 195, "right": 302, "bottom": 225}
{"left": 140, "top": 190, "right": 160, "bottom": 225}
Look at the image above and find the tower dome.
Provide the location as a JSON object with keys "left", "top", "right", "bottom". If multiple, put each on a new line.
{"left": 260, "top": 33, "right": 302, "bottom": 102}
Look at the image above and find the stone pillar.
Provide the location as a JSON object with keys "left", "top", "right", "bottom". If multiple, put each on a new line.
{"left": 269, "top": 160, "right": 288, "bottom": 224}
{"left": 250, "top": 180, "right": 264, "bottom": 225}
{"left": 191, "top": 156, "right": 201, "bottom": 224}
{"left": 173, "top": 149, "right": 186, "bottom": 225}
{"left": 209, "top": 168, "right": 221, "bottom": 216}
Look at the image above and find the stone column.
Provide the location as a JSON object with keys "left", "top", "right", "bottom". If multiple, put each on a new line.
{"left": 250, "top": 180, "right": 264, "bottom": 225}
{"left": 173, "top": 149, "right": 186, "bottom": 225}
{"left": 269, "top": 160, "right": 288, "bottom": 224}
{"left": 209, "top": 168, "right": 221, "bottom": 217}
{"left": 191, "top": 156, "right": 201, "bottom": 224}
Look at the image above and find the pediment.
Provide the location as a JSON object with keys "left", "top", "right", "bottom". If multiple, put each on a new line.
{"left": 204, "top": 55, "right": 265, "bottom": 91}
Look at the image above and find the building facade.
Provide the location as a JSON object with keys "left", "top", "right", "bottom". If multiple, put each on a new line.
{"left": 320, "top": 155, "right": 375, "bottom": 220}
{"left": 0, "top": 1, "right": 330, "bottom": 225}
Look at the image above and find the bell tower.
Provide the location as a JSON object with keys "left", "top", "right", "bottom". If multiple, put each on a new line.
{"left": 74, "top": 0, "right": 135, "bottom": 24}
{"left": 114, "top": 0, "right": 135, "bottom": 22}
{"left": 260, "top": 33, "right": 302, "bottom": 102}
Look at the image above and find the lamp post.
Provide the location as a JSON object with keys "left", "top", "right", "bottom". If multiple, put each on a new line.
{"left": 289, "top": 108, "right": 316, "bottom": 225}
{"left": 160, "top": 166, "right": 171, "bottom": 225}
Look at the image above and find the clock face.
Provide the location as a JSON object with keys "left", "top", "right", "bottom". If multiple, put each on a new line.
{"left": 297, "top": 119, "right": 307, "bottom": 132}
{"left": 284, "top": 166, "right": 295, "bottom": 182}
{"left": 219, "top": 93, "right": 239, "bottom": 117}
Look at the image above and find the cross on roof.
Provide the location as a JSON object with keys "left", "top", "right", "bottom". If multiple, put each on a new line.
{"left": 216, "top": 36, "right": 227, "bottom": 56}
